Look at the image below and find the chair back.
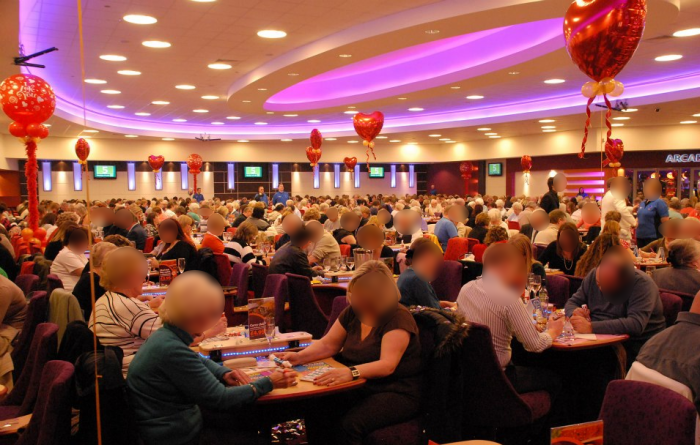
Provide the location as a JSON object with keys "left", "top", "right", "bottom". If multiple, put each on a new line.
{"left": 532, "top": 243, "right": 547, "bottom": 259}
{"left": 425, "top": 233, "right": 443, "bottom": 253}
{"left": 274, "top": 234, "right": 283, "bottom": 243}
{"left": 57, "top": 321, "right": 95, "bottom": 364}
{"left": 562, "top": 274, "right": 584, "bottom": 296}
{"left": 600, "top": 380, "right": 696, "bottom": 445}
{"left": 659, "top": 292, "right": 683, "bottom": 326}
{"left": 226, "top": 227, "right": 237, "bottom": 234}
{"left": 143, "top": 236, "right": 154, "bottom": 254}
{"left": 15, "top": 360, "right": 74, "bottom": 445}
{"left": 262, "top": 274, "right": 289, "bottom": 332}
{"left": 545, "top": 274, "right": 570, "bottom": 308}
{"left": 472, "top": 244, "right": 487, "bottom": 263}
{"left": 462, "top": 260, "right": 483, "bottom": 284}
{"left": 659, "top": 288, "right": 695, "bottom": 312}
{"left": 213, "top": 253, "right": 233, "bottom": 287}
{"left": 430, "top": 260, "right": 463, "bottom": 302}
{"left": 19, "top": 261, "right": 35, "bottom": 275}
{"left": 339, "top": 244, "right": 351, "bottom": 257}
{"left": 3, "top": 323, "right": 58, "bottom": 416}
{"left": 324, "top": 296, "right": 349, "bottom": 335}
{"left": 11, "top": 291, "right": 50, "bottom": 379}
{"left": 507, "top": 220, "right": 520, "bottom": 230}
{"left": 48, "top": 288, "right": 85, "bottom": 346}
{"left": 444, "top": 238, "right": 470, "bottom": 261}
{"left": 46, "top": 274, "right": 64, "bottom": 296}
{"left": 466, "top": 238, "right": 480, "bottom": 253}
{"left": 230, "top": 263, "right": 251, "bottom": 305}
{"left": 285, "top": 273, "right": 329, "bottom": 339}
{"left": 15, "top": 274, "right": 40, "bottom": 296}
{"left": 251, "top": 263, "right": 269, "bottom": 298}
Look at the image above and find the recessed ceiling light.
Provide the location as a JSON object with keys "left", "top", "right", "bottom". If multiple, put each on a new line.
{"left": 172, "top": 118, "right": 187, "bottom": 122}
{"left": 428, "top": 134, "right": 441, "bottom": 137}
{"left": 281, "top": 139, "right": 293, "bottom": 142}
{"left": 612, "top": 117, "right": 630, "bottom": 121}
{"left": 542, "top": 130, "right": 556, "bottom": 133}
{"left": 80, "top": 136, "right": 91, "bottom": 139}
{"left": 211, "top": 122, "right": 224, "bottom": 125}
{"left": 539, "top": 119, "right": 555, "bottom": 123}
{"left": 100, "top": 54, "right": 127, "bottom": 62}
{"left": 162, "top": 138, "right": 175, "bottom": 141}
{"left": 85, "top": 78, "right": 107, "bottom": 84}
{"left": 117, "top": 70, "right": 141, "bottom": 75}
{"left": 339, "top": 54, "right": 352, "bottom": 58}
{"left": 176, "top": 84, "right": 196, "bottom": 90}
{"left": 124, "top": 134, "right": 139, "bottom": 138}
{"left": 611, "top": 123, "right": 624, "bottom": 127}
{"left": 693, "top": 113, "right": 700, "bottom": 117}
{"left": 288, "top": 73, "right": 299, "bottom": 76}
{"left": 390, "top": 140, "right": 401, "bottom": 143}
{"left": 425, "top": 29, "right": 440, "bottom": 34}
{"left": 242, "top": 100, "right": 251, "bottom": 103}
{"left": 283, "top": 114, "right": 298, "bottom": 117}
{"left": 544, "top": 79, "right": 566, "bottom": 84}
{"left": 123, "top": 14, "right": 157, "bottom": 25}
{"left": 107, "top": 105, "right": 125, "bottom": 109}
{"left": 466, "top": 95, "right": 484, "bottom": 100}
{"left": 622, "top": 108, "right": 638, "bottom": 113}
{"left": 82, "top": 130, "right": 99, "bottom": 133}
{"left": 326, "top": 138, "right": 337, "bottom": 141}
{"left": 477, "top": 128, "right": 491, "bottom": 131}
{"left": 208, "top": 63, "right": 232, "bottom": 69}
{"left": 142, "top": 41, "right": 171, "bottom": 48}
{"left": 192, "top": 0, "right": 215, "bottom": 2}
{"left": 237, "top": 140, "right": 249, "bottom": 143}
{"left": 445, "top": 141, "right": 456, "bottom": 143}
{"left": 408, "top": 107, "right": 424, "bottom": 112}
{"left": 201, "top": 95, "right": 219, "bottom": 100}
{"left": 348, "top": 140, "right": 359, "bottom": 144}
{"left": 254, "top": 122, "right": 268, "bottom": 125}
{"left": 508, "top": 71, "right": 520, "bottom": 75}
{"left": 681, "top": 120, "right": 698, "bottom": 124}
{"left": 489, "top": 135, "right": 502, "bottom": 139}
{"left": 397, "top": 97, "right": 408, "bottom": 100}
{"left": 655, "top": 54, "right": 683, "bottom": 62}
{"left": 450, "top": 86, "right": 461, "bottom": 90}
{"left": 439, "top": 138, "right": 450, "bottom": 141}
{"left": 484, "top": 133, "right": 498, "bottom": 136}
{"left": 541, "top": 126, "right": 556, "bottom": 129}
{"left": 308, "top": 119, "right": 321, "bottom": 123}
{"left": 407, "top": 142, "right": 419, "bottom": 145}
{"left": 344, "top": 111, "right": 358, "bottom": 115}
{"left": 100, "top": 89, "right": 121, "bottom": 94}
{"left": 347, "top": 106, "right": 356, "bottom": 109}
{"left": 257, "top": 30, "right": 287, "bottom": 38}
{"left": 193, "top": 109, "right": 208, "bottom": 113}
{"left": 266, "top": 112, "right": 274, "bottom": 115}
{"left": 226, "top": 116, "right": 241, "bottom": 120}
{"left": 43, "top": 124, "right": 51, "bottom": 127}
{"left": 673, "top": 28, "right": 700, "bottom": 37}
{"left": 135, "top": 112, "right": 151, "bottom": 116}
{"left": 152, "top": 100, "right": 170, "bottom": 105}
{"left": 257, "top": 88, "right": 268, "bottom": 91}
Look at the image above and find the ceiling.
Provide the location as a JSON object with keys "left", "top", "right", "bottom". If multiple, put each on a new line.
{"left": 6, "top": 0, "right": 700, "bottom": 145}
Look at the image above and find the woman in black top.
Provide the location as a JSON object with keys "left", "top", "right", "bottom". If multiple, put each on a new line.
{"left": 44, "top": 221, "right": 80, "bottom": 261}
{"left": 538, "top": 222, "right": 587, "bottom": 275}
{"left": 468, "top": 213, "right": 490, "bottom": 244}
{"left": 73, "top": 241, "right": 117, "bottom": 319}
{"left": 150, "top": 219, "right": 198, "bottom": 271}
{"left": 333, "top": 211, "right": 361, "bottom": 246}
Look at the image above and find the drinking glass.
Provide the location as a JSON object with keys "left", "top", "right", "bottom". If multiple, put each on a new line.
{"left": 262, "top": 242, "right": 271, "bottom": 257}
{"left": 264, "top": 316, "right": 276, "bottom": 346}
{"left": 346, "top": 258, "right": 355, "bottom": 271}
{"left": 177, "top": 258, "right": 186, "bottom": 274}
{"left": 646, "top": 265, "right": 656, "bottom": 277}
{"left": 339, "top": 257, "right": 347, "bottom": 271}
{"left": 529, "top": 274, "right": 542, "bottom": 294}
{"left": 330, "top": 258, "right": 340, "bottom": 273}
{"left": 323, "top": 258, "right": 332, "bottom": 273}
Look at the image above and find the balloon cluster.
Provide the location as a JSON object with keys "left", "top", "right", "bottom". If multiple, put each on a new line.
{"left": 521, "top": 155, "right": 533, "bottom": 185}
{"left": 353, "top": 111, "right": 384, "bottom": 168}
{"left": 306, "top": 129, "right": 322, "bottom": 167}
{"left": 459, "top": 161, "right": 474, "bottom": 180}
{"left": 187, "top": 154, "right": 203, "bottom": 191}
{"left": 563, "top": 0, "right": 646, "bottom": 159}
{"left": 603, "top": 139, "right": 624, "bottom": 168}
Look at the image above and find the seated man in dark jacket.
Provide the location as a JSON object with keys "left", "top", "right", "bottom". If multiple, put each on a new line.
{"left": 115, "top": 208, "right": 147, "bottom": 251}
{"left": 268, "top": 225, "right": 320, "bottom": 279}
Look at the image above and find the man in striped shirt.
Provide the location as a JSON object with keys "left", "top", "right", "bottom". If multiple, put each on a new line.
{"left": 456, "top": 243, "right": 564, "bottom": 396}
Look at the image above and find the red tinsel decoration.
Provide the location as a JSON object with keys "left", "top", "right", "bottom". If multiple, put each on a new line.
{"left": 25, "top": 140, "right": 39, "bottom": 231}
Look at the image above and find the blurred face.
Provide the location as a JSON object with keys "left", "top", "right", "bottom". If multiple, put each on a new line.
{"left": 531, "top": 211, "right": 549, "bottom": 231}
{"left": 243, "top": 208, "right": 253, "bottom": 217}
{"left": 159, "top": 223, "right": 178, "bottom": 244}
{"left": 377, "top": 209, "right": 391, "bottom": 225}
{"left": 279, "top": 184, "right": 285, "bottom": 192}
{"left": 69, "top": 233, "right": 89, "bottom": 253}
{"left": 489, "top": 257, "right": 528, "bottom": 295}
{"left": 596, "top": 256, "right": 628, "bottom": 296}
{"left": 643, "top": 179, "right": 662, "bottom": 200}
{"left": 349, "top": 271, "right": 398, "bottom": 327}
{"left": 282, "top": 215, "right": 302, "bottom": 235}
{"left": 610, "top": 177, "right": 631, "bottom": 200}
{"left": 552, "top": 173, "right": 567, "bottom": 193}
{"left": 558, "top": 230, "right": 578, "bottom": 252}
{"left": 326, "top": 208, "right": 338, "bottom": 222}
{"left": 343, "top": 214, "right": 361, "bottom": 231}
{"left": 415, "top": 252, "right": 441, "bottom": 282}
{"left": 259, "top": 187, "right": 264, "bottom": 195}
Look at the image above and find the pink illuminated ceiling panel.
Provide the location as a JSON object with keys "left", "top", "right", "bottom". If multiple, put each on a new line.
{"left": 265, "top": 18, "right": 564, "bottom": 111}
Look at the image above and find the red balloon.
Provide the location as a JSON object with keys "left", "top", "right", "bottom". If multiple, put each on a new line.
{"left": 521, "top": 155, "right": 532, "bottom": 173}
{"left": 0, "top": 74, "right": 56, "bottom": 126}
{"left": 310, "top": 129, "right": 323, "bottom": 150}
{"left": 306, "top": 146, "right": 321, "bottom": 167}
{"left": 459, "top": 161, "right": 474, "bottom": 180}
{"left": 37, "top": 124, "right": 49, "bottom": 139}
{"left": 187, "top": 154, "right": 203, "bottom": 174}
{"left": 564, "top": 0, "right": 647, "bottom": 82}
{"left": 33, "top": 227, "right": 46, "bottom": 241}
{"left": 75, "top": 138, "right": 90, "bottom": 163}
{"left": 148, "top": 155, "right": 165, "bottom": 172}
{"left": 8, "top": 121, "right": 26, "bottom": 137}
{"left": 26, "top": 123, "right": 43, "bottom": 138}
{"left": 344, "top": 157, "right": 357, "bottom": 170}
{"left": 604, "top": 139, "right": 625, "bottom": 167}
{"left": 353, "top": 111, "right": 384, "bottom": 143}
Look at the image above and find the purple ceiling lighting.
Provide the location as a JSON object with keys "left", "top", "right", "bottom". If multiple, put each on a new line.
{"left": 265, "top": 18, "right": 564, "bottom": 111}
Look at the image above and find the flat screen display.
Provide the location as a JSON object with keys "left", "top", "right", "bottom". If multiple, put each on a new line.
{"left": 94, "top": 165, "right": 117, "bottom": 179}
{"left": 244, "top": 166, "right": 263, "bottom": 178}
{"left": 368, "top": 167, "right": 385, "bottom": 178}
{"left": 487, "top": 163, "right": 503, "bottom": 176}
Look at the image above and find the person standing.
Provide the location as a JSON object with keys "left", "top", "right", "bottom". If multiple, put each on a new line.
{"left": 190, "top": 188, "right": 204, "bottom": 203}
{"left": 636, "top": 178, "right": 669, "bottom": 249}
{"left": 540, "top": 173, "right": 566, "bottom": 215}
{"left": 253, "top": 186, "right": 269, "bottom": 206}
{"left": 272, "top": 184, "right": 290, "bottom": 206}
{"left": 601, "top": 177, "right": 636, "bottom": 235}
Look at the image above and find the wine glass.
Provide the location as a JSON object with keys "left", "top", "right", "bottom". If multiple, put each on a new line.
{"left": 330, "top": 258, "right": 340, "bottom": 273}
{"left": 529, "top": 274, "right": 542, "bottom": 294}
{"left": 346, "top": 258, "right": 355, "bottom": 271}
{"left": 339, "top": 257, "right": 347, "bottom": 272}
{"left": 323, "top": 258, "right": 332, "bottom": 274}
{"left": 261, "top": 242, "right": 271, "bottom": 257}
{"left": 177, "top": 258, "right": 186, "bottom": 274}
{"left": 264, "top": 316, "right": 276, "bottom": 346}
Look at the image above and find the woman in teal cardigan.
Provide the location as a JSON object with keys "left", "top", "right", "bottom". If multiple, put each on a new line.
{"left": 127, "top": 272, "right": 297, "bottom": 445}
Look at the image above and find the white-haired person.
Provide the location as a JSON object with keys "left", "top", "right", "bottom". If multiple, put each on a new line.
{"left": 487, "top": 208, "right": 509, "bottom": 233}
{"left": 278, "top": 261, "right": 422, "bottom": 445}
{"left": 127, "top": 271, "right": 297, "bottom": 445}
{"left": 426, "top": 199, "right": 442, "bottom": 217}
{"left": 507, "top": 202, "right": 523, "bottom": 224}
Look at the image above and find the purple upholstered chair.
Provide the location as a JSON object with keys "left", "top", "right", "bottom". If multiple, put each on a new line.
{"left": 229, "top": 263, "right": 251, "bottom": 306}
{"left": 262, "top": 274, "right": 289, "bottom": 332}
{"left": 659, "top": 292, "right": 683, "bottom": 326}
{"left": 46, "top": 274, "right": 64, "bottom": 296}
{"left": 460, "top": 323, "right": 551, "bottom": 439}
{"left": 15, "top": 360, "right": 75, "bottom": 445}
{"left": 14, "top": 274, "right": 40, "bottom": 297}
{"left": 430, "top": 260, "right": 463, "bottom": 302}
{"left": 563, "top": 274, "right": 584, "bottom": 296}
{"left": 545, "top": 274, "right": 570, "bottom": 308}
{"left": 599, "top": 380, "right": 696, "bottom": 445}
{"left": 11, "top": 291, "right": 50, "bottom": 380}
{"left": 251, "top": 263, "right": 269, "bottom": 298}
{"left": 213, "top": 254, "right": 233, "bottom": 287}
{"left": 285, "top": 273, "right": 329, "bottom": 339}
{"left": 324, "top": 296, "right": 349, "bottom": 336}
{"left": 658, "top": 288, "right": 696, "bottom": 312}
{"left": 0, "top": 323, "right": 58, "bottom": 420}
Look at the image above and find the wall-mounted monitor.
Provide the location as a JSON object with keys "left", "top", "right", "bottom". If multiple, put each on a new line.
{"left": 243, "top": 166, "right": 263, "bottom": 178}
{"left": 368, "top": 166, "right": 385, "bottom": 178}
{"left": 487, "top": 162, "right": 503, "bottom": 177}
{"left": 94, "top": 165, "right": 117, "bottom": 179}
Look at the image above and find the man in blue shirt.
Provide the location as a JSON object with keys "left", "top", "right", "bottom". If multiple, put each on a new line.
{"left": 190, "top": 188, "right": 204, "bottom": 203}
{"left": 636, "top": 179, "right": 669, "bottom": 249}
{"left": 434, "top": 205, "right": 460, "bottom": 251}
{"left": 272, "top": 184, "right": 290, "bottom": 206}
{"left": 253, "top": 186, "right": 269, "bottom": 206}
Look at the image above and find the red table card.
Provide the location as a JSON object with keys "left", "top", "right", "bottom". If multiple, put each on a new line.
{"left": 551, "top": 420, "right": 603, "bottom": 444}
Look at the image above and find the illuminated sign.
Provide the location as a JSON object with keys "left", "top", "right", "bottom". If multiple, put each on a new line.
{"left": 665, "top": 154, "right": 700, "bottom": 163}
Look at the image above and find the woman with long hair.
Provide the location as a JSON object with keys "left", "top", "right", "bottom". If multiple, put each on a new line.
{"left": 538, "top": 222, "right": 587, "bottom": 275}
{"left": 150, "top": 218, "right": 197, "bottom": 271}
{"left": 508, "top": 233, "right": 546, "bottom": 282}
{"left": 574, "top": 233, "right": 621, "bottom": 277}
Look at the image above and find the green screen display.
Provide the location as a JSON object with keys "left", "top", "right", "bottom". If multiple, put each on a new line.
{"left": 244, "top": 166, "right": 263, "bottom": 178}
{"left": 487, "top": 163, "right": 503, "bottom": 176}
{"left": 368, "top": 167, "right": 385, "bottom": 178}
{"left": 94, "top": 165, "right": 117, "bottom": 179}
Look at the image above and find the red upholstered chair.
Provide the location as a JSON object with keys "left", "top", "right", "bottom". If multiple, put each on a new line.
{"left": 508, "top": 221, "right": 520, "bottom": 230}
{"left": 467, "top": 238, "right": 480, "bottom": 252}
{"left": 229, "top": 263, "right": 251, "bottom": 305}
{"left": 599, "top": 380, "right": 696, "bottom": 445}
{"left": 430, "top": 260, "right": 463, "bottom": 303}
{"left": 12, "top": 292, "right": 50, "bottom": 380}
{"left": 15, "top": 360, "right": 74, "bottom": 445}
{"left": 15, "top": 274, "right": 40, "bottom": 297}
{"left": 274, "top": 234, "right": 283, "bottom": 244}
{"left": 46, "top": 274, "right": 64, "bottom": 296}
{"left": 472, "top": 244, "right": 487, "bottom": 263}
{"left": 659, "top": 292, "right": 683, "bottom": 326}
{"left": 324, "top": 296, "right": 349, "bottom": 336}
{"left": 19, "top": 261, "right": 35, "bottom": 275}
{"left": 285, "top": 273, "right": 329, "bottom": 339}
{"left": 262, "top": 274, "right": 289, "bottom": 332}
{"left": 443, "top": 238, "right": 470, "bottom": 261}
{"left": 460, "top": 323, "right": 552, "bottom": 440}
{"left": 251, "top": 263, "right": 269, "bottom": 298}
{"left": 545, "top": 274, "right": 570, "bottom": 308}
{"left": 226, "top": 227, "right": 237, "bottom": 234}
{"left": 339, "top": 244, "right": 351, "bottom": 257}
{"left": 143, "top": 236, "right": 154, "bottom": 254}
{"left": 0, "top": 323, "right": 58, "bottom": 420}
{"left": 213, "top": 254, "right": 232, "bottom": 287}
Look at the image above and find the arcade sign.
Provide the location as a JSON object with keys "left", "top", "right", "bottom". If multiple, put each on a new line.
{"left": 665, "top": 154, "right": 700, "bottom": 163}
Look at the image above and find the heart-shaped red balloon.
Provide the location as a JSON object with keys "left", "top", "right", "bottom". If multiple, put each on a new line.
{"left": 604, "top": 138, "right": 625, "bottom": 167}
{"left": 306, "top": 146, "right": 321, "bottom": 167}
{"left": 344, "top": 157, "right": 357, "bottom": 170}
{"left": 520, "top": 155, "right": 532, "bottom": 173}
{"left": 564, "top": 0, "right": 647, "bottom": 82}
{"left": 75, "top": 138, "right": 90, "bottom": 163}
{"left": 353, "top": 111, "right": 384, "bottom": 143}
{"left": 148, "top": 155, "right": 165, "bottom": 172}
{"left": 310, "top": 129, "right": 323, "bottom": 150}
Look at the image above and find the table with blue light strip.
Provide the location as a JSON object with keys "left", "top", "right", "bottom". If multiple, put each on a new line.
{"left": 197, "top": 327, "right": 313, "bottom": 362}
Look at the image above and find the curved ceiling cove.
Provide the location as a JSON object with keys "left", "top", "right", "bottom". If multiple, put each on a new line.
{"left": 265, "top": 18, "right": 564, "bottom": 111}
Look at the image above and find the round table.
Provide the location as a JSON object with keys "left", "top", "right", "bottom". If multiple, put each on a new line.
{"left": 551, "top": 334, "right": 628, "bottom": 351}
{"left": 445, "top": 441, "right": 502, "bottom": 445}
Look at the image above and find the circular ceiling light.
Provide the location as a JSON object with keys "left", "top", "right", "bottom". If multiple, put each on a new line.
{"left": 100, "top": 54, "right": 127, "bottom": 61}
{"left": 694, "top": 113, "right": 700, "bottom": 117}
{"left": 123, "top": 14, "right": 157, "bottom": 25}
{"left": 408, "top": 107, "right": 424, "bottom": 112}
{"left": 655, "top": 54, "right": 682, "bottom": 62}
{"left": 142, "top": 41, "right": 171, "bottom": 48}
{"left": 82, "top": 130, "right": 99, "bottom": 133}
{"left": 439, "top": 138, "right": 450, "bottom": 141}
{"left": 135, "top": 112, "right": 151, "bottom": 116}
{"left": 541, "top": 126, "right": 556, "bottom": 129}
{"left": 508, "top": 71, "right": 520, "bottom": 75}
{"left": 118, "top": 70, "right": 141, "bottom": 75}
{"left": 100, "top": 89, "right": 121, "bottom": 94}
{"left": 308, "top": 119, "right": 321, "bottom": 123}
{"left": 489, "top": 135, "right": 502, "bottom": 139}
{"left": 397, "top": 97, "right": 408, "bottom": 100}
{"left": 226, "top": 116, "right": 241, "bottom": 120}
{"left": 673, "top": 28, "right": 700, "bottom": 37}
{"left": 339, "top": 54, "right": 352, "bottom": 58}
{"left": 237, "top": 140, "right": 249, "bottom": 143}
{"left": 539, "top": 119, "right": 555, "bottom": 123}
{"left": 85, "top": 78, "right": 107, "bottom": 84}
{"left": 172, "top": 118, "right": 187, "bottom": 122}
{"left": 283, "top": 114, "right": 298, "bottom": 117}
{"left": 622, "top": 108, "right": 638, "bottom": 112}
{"left": 211, "top": 122, "right": 224, "bottom": 125}
{"left": 176, "top": 84, "right": 196, "bottom": 90}
{"left": 429, "top": 134, "right": 441, "bottom": 137}
{"left": 242, "top": 100, "right": 251, "bottom": 103}
{"left": 162, "top": 138, "right": 175, "bottom": 141}
{"left": 389, "top": 140, "right": 401, "bottom": 143}
{"left": 257, "top": 88, "right": 268, "bottom": 91}
{"left": 612, "top": 116, "right": 630, "bottom": 121}
{"left": 450, "top": 86, "right": 461, "bottom": 90}
{"left": 544, "top": 78, "right": 566, "bottom": 84}
{"left": 542, "top": 129, "right": 556, "bottom": 133}
{"left": 124, "top": 134, "right": 139, "bottom": 138}
{"left": 484, "top": 133, "right": 498, "bottom": 136}
{"left": 325, "top": 138, "right": 337, "bottom": 141}
{"left": 107, "top": 105, "right": 125, "bottom": 109}
{"left": 376, "top": 136, "right": 387, "bottom": 139}
{"left": 257, "top": 30, "right": 287, "bottom": 38}
{"left": 344, "top": 111, "right": 358, "bottom": 115}
{"left": 425, "top": 29, "right": 440, "bottom": 34}
{"left": 466, "top": 95, "right": 484, "bottom": 100}
{"left": 288, "top": 73, "right": 299, "bottom": 76}
{"left": 208, "top": 63, "right": 231, "bottom": 69}
{"left": 477, "top": 128, "right": 491, "bottom": 131}
{"left": 152, "top": 100, "right": 170, "bottom": 105}
{"left": 281, "top": 139, "right": 293, "bottom": 142}
{"left": 611, "top": 123, "right": 624, "bottom": 127}
{"left": 193, "top": 109, "right": 209, "bottom": 113}
{"left": 201, "top": 95, "right": 219, "bottom": 100}
{"left": 348, "top": 140, "right": 359, "bottom": 144}
{"left": 681, "top": 120, "right": 698, "bottom": 124}
{"left": 254, "top": 122, "right": 268, "bottom": 125}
